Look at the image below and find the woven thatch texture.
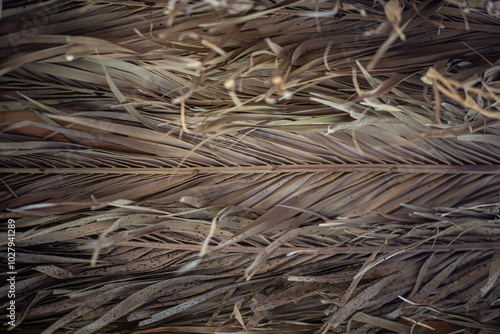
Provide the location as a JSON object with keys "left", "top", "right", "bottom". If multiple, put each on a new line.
{"left": 1, "top": 0, "right": 500, "bottom": 333}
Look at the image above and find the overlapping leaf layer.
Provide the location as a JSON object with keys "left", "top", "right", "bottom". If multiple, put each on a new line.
{"left": 1, "top": 0, "right": 500, "bottom": 333}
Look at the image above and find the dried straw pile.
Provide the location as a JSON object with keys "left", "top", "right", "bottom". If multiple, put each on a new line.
{"left": 1, "top": 0, "right": 500, "bottom": 333}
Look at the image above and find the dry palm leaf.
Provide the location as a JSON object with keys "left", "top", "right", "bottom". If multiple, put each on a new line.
{"left": 1, "top": 0, "right": 500, "bottom": 333}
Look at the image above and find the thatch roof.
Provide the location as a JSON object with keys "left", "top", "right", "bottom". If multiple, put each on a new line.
{"left": 1, "top": 0, "right": 500, "bottom": 333}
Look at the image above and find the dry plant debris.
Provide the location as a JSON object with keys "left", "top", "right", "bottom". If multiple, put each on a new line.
{"left": 1, "top": 0, "right": 500, "bottom": 333}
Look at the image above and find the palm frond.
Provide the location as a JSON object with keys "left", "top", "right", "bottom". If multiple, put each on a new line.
{"left": 1, "top": 0, "right": 500, "bottom": 333}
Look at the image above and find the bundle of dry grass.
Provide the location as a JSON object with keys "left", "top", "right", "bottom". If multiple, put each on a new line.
{"left": 1, "top": 0, "right": 500, "bottom": 333}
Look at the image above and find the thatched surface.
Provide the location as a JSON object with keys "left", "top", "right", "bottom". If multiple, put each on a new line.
{"left": 1, "top": 0, "right": 500, "bottom": 333}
